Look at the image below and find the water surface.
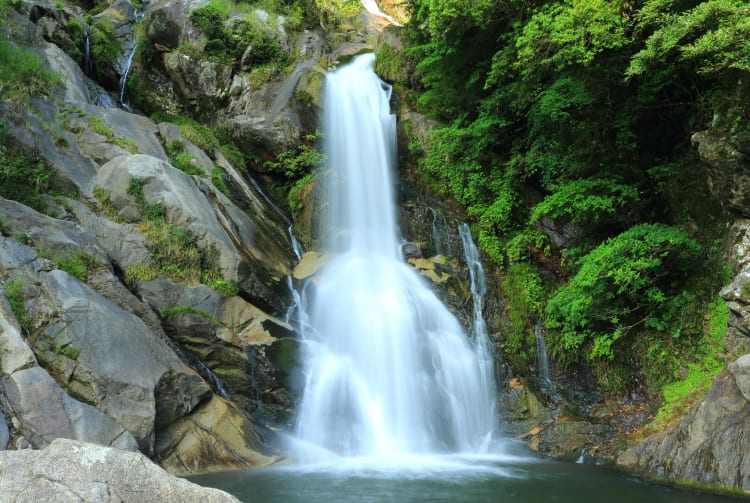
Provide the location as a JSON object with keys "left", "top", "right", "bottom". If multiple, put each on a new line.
{"left": 193, "top": 452, "right": 745, "bottom": 503}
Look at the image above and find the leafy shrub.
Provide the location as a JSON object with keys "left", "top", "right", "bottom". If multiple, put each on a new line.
{"left": 545, "top": 223, "right": 702, "bottom": 362}
{"left": 189, "top": 4, "right": 225, "bottom": 39}
{"left": 264, "top": 131, "right": 324, "bottom": 178}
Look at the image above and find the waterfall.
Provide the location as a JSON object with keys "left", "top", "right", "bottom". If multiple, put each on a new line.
{"left": 82, "top": 27, "right": 93, "bottom": 78}
{"left": 118, "top": 42, "right": 137, "bottom": 110}
{"left": 534, "top": 321, "right": 553, "bottom": 389}
{"left": 458, "top": 222, "right": 498, "bottom": 444}
{"left": 293, "top": 54, "right": 497, "bottom": 460}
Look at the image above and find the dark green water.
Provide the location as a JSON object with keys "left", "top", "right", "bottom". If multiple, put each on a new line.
{"left": 192, "top": 452, "right": 746, "bottom": 503}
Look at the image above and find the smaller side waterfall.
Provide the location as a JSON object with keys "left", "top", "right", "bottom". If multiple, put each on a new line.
{"left": 458, "top": 224, "right": 498, "bottom": 438}
{"left": 82, "top": 27, "right": 93, "bottom": 77}
{"left": 118, "top": 43, "right": 137, "bottom": 110}
{"left": 534, "top": 321, "right": 553, "bottom": 389}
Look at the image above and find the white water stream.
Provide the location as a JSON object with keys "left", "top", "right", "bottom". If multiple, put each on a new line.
{"left": 292, "top": 54, "right": 497, "bottom": 462}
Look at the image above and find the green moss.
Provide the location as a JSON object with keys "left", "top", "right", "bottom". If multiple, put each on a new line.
{"left": 90, "top": 19, "right": 120, "bottom": 69}
{"left": 53, "top": 337, "right": 81, "bottom": 360}
{"left": 162, "top": 305, "right": 219, "bottom": 324}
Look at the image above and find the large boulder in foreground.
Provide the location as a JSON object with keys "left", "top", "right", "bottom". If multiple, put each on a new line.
{"left": 0, "top": 438, "right": 239, "bottom": 502}
{"left": 617, "top": 365, "right": 750, "bottom": 492}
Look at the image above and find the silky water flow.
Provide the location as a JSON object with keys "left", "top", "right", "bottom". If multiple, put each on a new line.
{"left": 291, "top": 54, "right": 498, "bottom": 462}
{"left": 191, "top": 54, "right": 747, "bottom": 503}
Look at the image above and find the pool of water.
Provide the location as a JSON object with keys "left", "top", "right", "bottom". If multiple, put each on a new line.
{"left": 191, "top": 450, "right": 745, "bottom": 503}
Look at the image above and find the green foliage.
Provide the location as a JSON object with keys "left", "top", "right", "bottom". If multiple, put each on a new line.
{"left": 211, "top": 165, "right": 231, "bottom": 197}
{"left": 40, "top": 249, "right": 99, "bottom": 282}
{"left": 124, "top": 263, "right": 159, "bottom": 284}
{"left": 189, "top": 4, "right": 225, "bottom": 39}
{"left": 126, "top": 177, "right": 235, "bottom": 290}
{"left": 288, "top": 169, "right": 316, "bottom": 213}
{"left": 514, "top": 0, "right": 630, "bottom": 78}
{"left": 200, "top": 271, "right": 239, "bottom": 296}
{"left": 88, "top": 115, "right": 137, "bottom": 151}
{"left": 90, "top": 19, "right": 121, "bottom": 69}
{"left": 162, "top": 305, "right": 219, "bottom": 323}
{"left": 546, "top": 224, "right": 702, "bottom": 361}
{"left": 219, "top": 143, "right": 245, "bottom": 169}
{"left": 5, "top": 277, "right": 32, "bottom": 333}
{"left": 127, "top": 177, "right": 167, "bottom": 221}
{"left": 530, "top": 179, "right": 639, "bottom": 229}
{"left": 0, "top": 37, "right": 60, "bottom": 103}
{"left": 627, "top": 0, "right": 750, "bottom": 78}
{"left": 0, "top": 127, "right": 53, "bottom": 211}
{"left": 543, "top": 222, "right": 708, "bottom": 395}
{"left": 264, "top": 132, "right": 324, "bottom": 178}
{"left": 189, "top": 4, "right": 289, "bottom": 69}
{"left": 178, "top": 120, "right": 220, "bottom": 154}
{"left": 165, "top": 140, "right": 204, "bottom": 176}
{"left": 501, "top": 263, "right": 547, "bottom": 367}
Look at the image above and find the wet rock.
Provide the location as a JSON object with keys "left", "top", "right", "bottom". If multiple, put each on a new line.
{"left": 138, "top": 279, "right": 298, "bottom": 425}
{"left": 155, "top": 395, "right": 278, "bottom": 476}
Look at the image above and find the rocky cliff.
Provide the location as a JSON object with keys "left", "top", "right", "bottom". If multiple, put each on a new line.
{"left": 0, "top": 0, "right": 456, "bottom": 484}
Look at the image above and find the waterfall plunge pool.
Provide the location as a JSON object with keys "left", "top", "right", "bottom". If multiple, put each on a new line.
{"left": 191, "top": 451, "right": 745, "bottom": 503}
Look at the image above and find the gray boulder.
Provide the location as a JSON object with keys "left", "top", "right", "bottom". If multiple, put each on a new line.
{"left": 0, "top": 438, "right": 240, "bottom": 502}
{"left": 618, "top": 368, "right": 750, "bottom": 491}
{"left": 94, "top": 154, "right": 293, "bottom": 306}
{"left": 1, "top": 366, "right": 139, "bottom": 451}
{"left": 0, "top": 282, "right": 139, "bottom": 451}
{"left": 728, "top": 353, "right": 750, "bottom": 402}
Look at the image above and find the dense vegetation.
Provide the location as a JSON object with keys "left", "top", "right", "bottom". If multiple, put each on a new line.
{"left": 391, "top": 0, "right": 749, "bottom": 399}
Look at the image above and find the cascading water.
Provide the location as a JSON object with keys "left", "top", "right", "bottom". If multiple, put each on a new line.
{"left": 118, "top": 43, "right": 137, "bottom": 110}
{"left": 293, "top": 54, "right": 497, "bottom": 460}
{"left": 534, "top": 321, "right": 553, "bottom": 390}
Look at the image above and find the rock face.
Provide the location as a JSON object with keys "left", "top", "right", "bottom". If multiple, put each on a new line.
{"left": 0, "top": 0, "right": 305, "bottom": 479}
{"left": 616, "top": 93, "right": 750, "bottom": 492}
{"left": 618, "top": 368, "right": 750, "bottom": 491}
{"left": 0, "top": 438, "right": 240, "bottom": 502}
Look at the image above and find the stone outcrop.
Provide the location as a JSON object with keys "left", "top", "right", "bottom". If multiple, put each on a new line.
{"left": 0, "top": 0, "right": 301, "bottom": 477}
{"left": 155, "top": 395, "right": 278, "bottom": 476}
{"left": 0, "top": 438, "right": 240, "bottom": 502}
{"left": 618, "top": 368, "right": 750, "bottom": 491}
